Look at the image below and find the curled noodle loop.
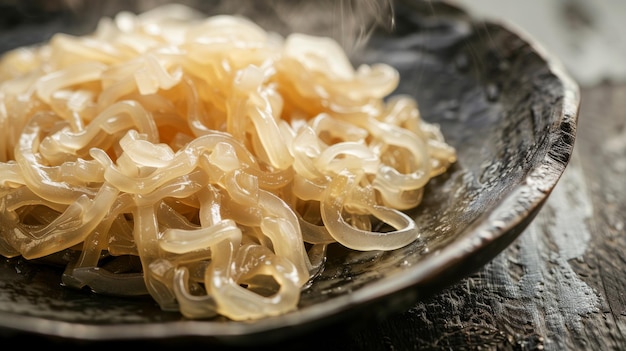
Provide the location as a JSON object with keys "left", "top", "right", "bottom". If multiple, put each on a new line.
{"left": 0, "top": 6, "right": 456, "bottom": 320}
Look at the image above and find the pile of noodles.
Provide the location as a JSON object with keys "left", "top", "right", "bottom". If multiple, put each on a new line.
{"left": 0, "top": 5, "right": 456, "bottom": 320}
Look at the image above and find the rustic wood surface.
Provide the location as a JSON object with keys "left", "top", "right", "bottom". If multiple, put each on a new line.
{"left": 259, "top": 83, "right": 624, "bottom": 351}
{"left": 225, "top": 2, "right": 626, "bottom": 349}
{"left": 350, "top": 2, "right": 626, "bottom": 349}
{"left": 333, "top": 82, "right": 626, "bottom": 351}
{"left": 3, "top": 1, "right": 625, "bottom": 350}
{"left": 279, "top": 1, "right": 626, "bottom": 350}
{"left": 337, "top": 1, "right": 626, "bottom": 349}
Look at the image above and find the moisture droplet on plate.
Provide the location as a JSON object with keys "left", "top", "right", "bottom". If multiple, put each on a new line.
{"left": 486, "top": 83, "right": 500, "bottom": 101}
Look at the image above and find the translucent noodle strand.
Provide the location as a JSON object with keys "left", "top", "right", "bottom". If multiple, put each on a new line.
{"left": 0, "top": 6, "right": 456, "bottom": 321}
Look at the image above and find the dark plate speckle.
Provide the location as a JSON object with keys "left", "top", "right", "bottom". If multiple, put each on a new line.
{"left": 0, "top": 0, "right": 579, "bottom": 347}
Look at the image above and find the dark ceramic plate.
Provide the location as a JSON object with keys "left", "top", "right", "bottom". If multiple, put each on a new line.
{"left": 0, "top": 0, "right": 579, "bottom": 347}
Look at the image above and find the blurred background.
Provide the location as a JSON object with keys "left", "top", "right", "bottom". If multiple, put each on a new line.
{"left": 2, "top": 0, "right": 624, "bottom": 87}
{"left": 0, "top": 0, "right": 395, "bottom": 58}
{"left": 0, "top": 1, "right": 625, "bottom": 350}
{"left": 453, "top": 0, "right": 626, "bottom": 86}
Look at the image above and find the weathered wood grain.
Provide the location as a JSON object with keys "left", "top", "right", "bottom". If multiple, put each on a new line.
{"left": 257, "top": 83, "right": 625, "bottom": 351}
{"left": 338, "top": 83, "right": 626, "bottom": 351}
{"left": 2, "top": 2, "right": 625, "bottom": 351}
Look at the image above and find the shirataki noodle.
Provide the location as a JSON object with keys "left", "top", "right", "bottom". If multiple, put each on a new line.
{"left": 0, "top": 5, "right": 456, "bottom": 320}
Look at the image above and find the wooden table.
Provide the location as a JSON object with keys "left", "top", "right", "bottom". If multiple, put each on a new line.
{"left": 313, "top": 83, "right": 625, "bottom": 351}
{"left": 263, "top": 91, "right": 623, "bottom": 351}
{"left": 273, "top": 1, "right": 626, "bottom": 350}
{"left": 3, "top": 1, "right": 625, "bottom": 350}
{"left": 211, "top": 2, "right": 623, "bottom": 349}
{"left": 315, "top": 1, "right": 626, "bottom": 349}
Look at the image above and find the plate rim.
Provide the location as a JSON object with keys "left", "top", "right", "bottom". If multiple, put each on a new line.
{"left": 0, "top": 0, "right": 580, "bottom": 345}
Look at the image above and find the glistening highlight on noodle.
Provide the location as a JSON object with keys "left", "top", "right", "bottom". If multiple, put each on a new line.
{"left": 0, "top": 5, "right": 456, "bottom": 320}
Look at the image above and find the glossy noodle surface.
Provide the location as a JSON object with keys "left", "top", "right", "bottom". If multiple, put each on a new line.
{"left": 0, "top": 5, "right": 456, "bottom": 320}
